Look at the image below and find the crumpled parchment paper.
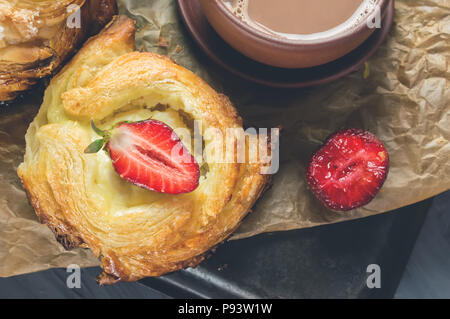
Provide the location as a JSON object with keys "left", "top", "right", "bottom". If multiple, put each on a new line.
{"left": 0, "top": 0, "right": 449, "bottom": 278}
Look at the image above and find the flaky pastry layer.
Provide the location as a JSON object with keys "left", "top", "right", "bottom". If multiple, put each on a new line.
{"left": 0, "top": 0, "right": 117, "bottom": 101}
{"left": 18, "top": 16, "right": 272, "bottom": 283}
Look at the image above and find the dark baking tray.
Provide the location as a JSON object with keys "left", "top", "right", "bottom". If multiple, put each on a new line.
{"left": 136, "top": 0, "right": 429, "bottom": 300}
{"left": 141, "top": 199, "right": 432, "bottom": 299}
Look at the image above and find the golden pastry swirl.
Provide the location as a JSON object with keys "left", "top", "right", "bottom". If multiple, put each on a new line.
{"left": 0, "top": 0, "right": 117, "bottom": 101}
{"left": 18, "top": 16, "right": 273, "bottom": 283}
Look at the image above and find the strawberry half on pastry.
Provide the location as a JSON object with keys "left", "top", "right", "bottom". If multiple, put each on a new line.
{"left": 306, "top": 129, "right": 389, "bottom": 211}
{"left": 85, "top": 119, "right": 200, "bottom": 194}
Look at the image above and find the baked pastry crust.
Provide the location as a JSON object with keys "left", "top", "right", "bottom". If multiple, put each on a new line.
{"left": 0, "top": 0, "right": 117, "bottom": 101}
{"left": 18, "top": 16, "right": 273, "bottom": 283}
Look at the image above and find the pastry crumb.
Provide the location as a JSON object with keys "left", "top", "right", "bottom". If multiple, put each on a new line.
{"left": 363, "top": 62, "right": 370, "bottom": 79}
{"left": 218, "top": 264, "right": 228, "bottom": 271}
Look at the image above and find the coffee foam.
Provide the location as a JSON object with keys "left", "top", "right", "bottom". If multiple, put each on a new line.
{"left": 222, "top": 0, "right": 380, "bottom": 41}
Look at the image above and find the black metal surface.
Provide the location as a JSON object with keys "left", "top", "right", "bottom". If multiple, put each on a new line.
{"left": 0, "top": 267, "right": 170, "bottom": 299}
{"left": 0, "top": 197, "right": 439, "bottom": 298}
{"left": 141, "top": 199, "right": 432, "bottom": 299}
{"left": 396, "top": 191, "right": 450, "bottom": 298}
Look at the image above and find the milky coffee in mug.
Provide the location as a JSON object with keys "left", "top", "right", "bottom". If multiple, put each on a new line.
{"left": 221, "top": 0, "right": 379, "bottom": 40}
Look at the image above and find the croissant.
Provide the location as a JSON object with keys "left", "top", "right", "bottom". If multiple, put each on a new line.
{"left": 0, "top": 0, "right": 117, "bottom": 101}
{"left": 18, "top": 16, "right": 274, "bottom": 283}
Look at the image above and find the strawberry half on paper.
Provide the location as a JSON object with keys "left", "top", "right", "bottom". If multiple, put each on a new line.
{"left": 306, "top": 129, "right": 389, "bottom": 212}
{"left": 85, "top": 119, "right": 200, "bottom": 194}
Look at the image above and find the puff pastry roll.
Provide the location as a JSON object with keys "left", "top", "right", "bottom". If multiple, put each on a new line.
{"left": 0, "top": 0, "right": 117, "bottom": 101}
{"left": 18, "top": 15, "right": 274, "bottom": 283}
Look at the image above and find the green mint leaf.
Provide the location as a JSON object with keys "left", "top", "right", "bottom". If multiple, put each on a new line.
{"left": 91, "top": 119, "right": 107, "bottom": 137}
{"left": 84, "top": 139, "right": 105, "bottom": 154}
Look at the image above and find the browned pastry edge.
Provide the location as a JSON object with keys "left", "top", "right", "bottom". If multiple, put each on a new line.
{"left": 97, "top": 174, "right": 273, "bottom": 285}
{"left": 0, "top": 0, "right": 118, "bottom": 102}
{"left": 22, "top": 153, "right": 273, "bottom": 285}
{"left": 88, "top": 0, "right": 119, "bottom": 35}
{"left": 21, "top": 178, "right": 87, "bottom": 251}
{"left": 18, "top": 15, "right": 274, "bottom": 284}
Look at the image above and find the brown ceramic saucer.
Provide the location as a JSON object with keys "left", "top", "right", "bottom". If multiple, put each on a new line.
{"left": 177, "top": 0, "right": 394, "bottom": 88}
